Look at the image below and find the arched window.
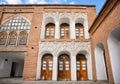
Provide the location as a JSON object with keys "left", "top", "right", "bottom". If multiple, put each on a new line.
{"left": 8, "top": 31, "right": 17, "bottom": 45}
{"left": 60, "top": 23, "right": 70, "bottom": 39}
{"left": 45, "top": 23, "right": 55, "bottom": 39}
{"left": 19, "top": 31, "right": 28, "bottom": 45}
{"left": 0, "top": 16, "right": 30, "bottom": 31}
{"left": 75, "top": 23, "right": 84, "bottom": 39}
{"left": 0, "top": 31, "right": 7, "bottom": 45}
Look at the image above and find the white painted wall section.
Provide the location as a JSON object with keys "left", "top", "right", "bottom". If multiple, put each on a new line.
{"left": 108, "top": 35, "right": 120, "bottom": 84}
{"left": 0, "top": 56, "right": 24, "bottom": 77}
{"left": 95, "top": 45, "right": 107, "bottom": 80}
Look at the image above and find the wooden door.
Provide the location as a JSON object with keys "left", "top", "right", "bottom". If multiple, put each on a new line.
{"left": 76, "top": 54, "right": 88, "bottom": 80}
{"left": 41, "top": 54, "right": 53, "bottom": 80}
{"left": 58, "top": 54, "right": 70, "bottom": 80}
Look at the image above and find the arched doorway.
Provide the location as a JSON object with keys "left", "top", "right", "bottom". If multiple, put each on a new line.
{"left": 76, "top": 54, "right": 88, "bottom": 80}
{"left": 108, "top": 27, "right": 120, "bottom": 83}
{"left": 58, "top": 54, "right": 71, "bottom": 80}
{"left": 41, "top": 54, "right": 53, "bottom": 80}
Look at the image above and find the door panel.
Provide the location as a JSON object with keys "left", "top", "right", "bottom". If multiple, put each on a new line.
{"left": 76, "top": 54, "right": 88, "bottom": 80}
{"left": 58, "top": 55, "right": 70, "bottom": 80}
{"left": 41, "top": 54, "right": 53, "bottom": 80}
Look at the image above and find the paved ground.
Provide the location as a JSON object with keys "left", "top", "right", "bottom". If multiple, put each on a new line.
{"left": 0, "top": 78, "right": 109, "bottom": 84}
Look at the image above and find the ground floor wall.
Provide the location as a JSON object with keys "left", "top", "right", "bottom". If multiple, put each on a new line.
{"left": 36, "top": 41, "right": 93, "bottom": 81}
{"left": 0, "top": 52, "right": 25, "bottom": 77}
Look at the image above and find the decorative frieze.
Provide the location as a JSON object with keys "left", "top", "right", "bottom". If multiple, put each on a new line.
{"left": 38, "top": 41, "right": 91, "bottom": 56}
{"left": 43, "top": 12, "right": 87, "bottom": 22}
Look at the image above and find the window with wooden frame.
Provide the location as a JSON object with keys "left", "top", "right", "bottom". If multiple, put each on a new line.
{"left": 0, "top": 31, "right": 7, "bottom": 45}
{"left": 75, "top": 23, "right": 84, "bottom": 39}
{"left": 60, "top": 23, "right": 70, "bottom": 39}
{"left": 45, "top": 23, "right": 55, "bottom": 39}
{"left": 19, "top": 31, "right": 28, "bottom": 45}
{"left": 8, "top": 31, "right": 17, "bottom": 45}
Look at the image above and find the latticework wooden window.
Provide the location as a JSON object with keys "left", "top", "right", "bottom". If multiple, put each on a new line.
{"left": 75, "top": 23, "right": 84, "bottom": 39}
{"left": 0, "top": 31, "right": 7, "bottom": 45}
{"left": 8, "top": 31, "right": 17, "bottom": 45}
{"left": 0, "top": 16, "right": 30, "bottom": 31}
{"left": 45, "top": 23, "right": 55, "bottom": 39}
{"left": 19, "top": 31, "right": 28, "bottom": 45}
{"left": 60, "top": 23, "right": 70, "bottom": 39}
{"left": 0, "top": 16, "right": 30, "bottom": 46}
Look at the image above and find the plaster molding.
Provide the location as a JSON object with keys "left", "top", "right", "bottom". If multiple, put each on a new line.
{"left": 38, "top": 41, "right": 91, "bottom": 57}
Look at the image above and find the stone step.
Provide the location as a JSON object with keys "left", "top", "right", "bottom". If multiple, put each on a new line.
{"left": 0, "top": 78, "right": 109, "bottom": 84}
{"left": 22, "top": 81, "right": 109, "bottom": 84}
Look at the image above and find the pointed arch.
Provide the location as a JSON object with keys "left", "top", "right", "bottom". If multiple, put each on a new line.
{"left": 0, "top": 15, "right": 30, "bottom": 31}
{"left": 8, "top": 31, "right": 17, "bottom": 45}
{"left": 0, "top": 31, "right": 7, "bottom": 45}
{"left": 19, "top": 31, "right": 28, "bottom": 45}
{"left": 75, "top": 18, "right": 84, "bottom": 25}
{"left": 60, "top": 18, "right": 70, "bottom": 25}
{"left": 44, "top": 17, "right": 55, "bottom": 25}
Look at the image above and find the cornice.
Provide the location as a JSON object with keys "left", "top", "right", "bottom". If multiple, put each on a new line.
{"left": 89, "top": 0, "right": 119, "bottom": 35}
{"left": 0, "top": 4, "right": 95, "bottom": 7}
{"left": 40, "top": 39, "right": 90, "bottom": 42}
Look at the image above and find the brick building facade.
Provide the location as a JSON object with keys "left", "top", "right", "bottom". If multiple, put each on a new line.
{"left": 0, "top": 0, "right": 119, "bottom": 84}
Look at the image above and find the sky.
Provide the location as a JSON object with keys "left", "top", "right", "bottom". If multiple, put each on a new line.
{"left": 0, "top": 0, "right": 105, "bottom": 13}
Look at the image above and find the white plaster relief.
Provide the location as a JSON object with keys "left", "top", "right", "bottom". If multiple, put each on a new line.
{"left": 36, "top": 41, "right": 92, "bottom": 80}
{"left": 40, "top": 12, "right": 89, "bottom": 39}
{"left": 39, "top": 41, "right": 90, "bottom": 57}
